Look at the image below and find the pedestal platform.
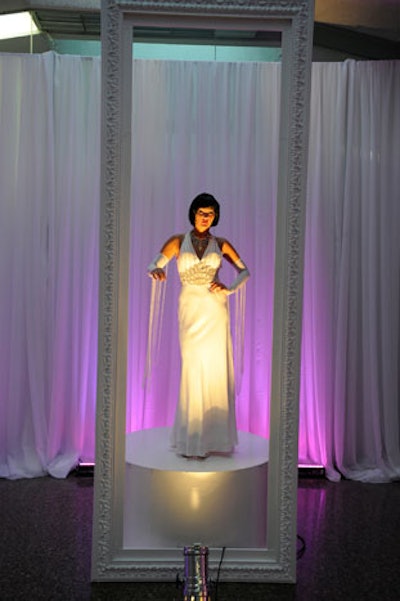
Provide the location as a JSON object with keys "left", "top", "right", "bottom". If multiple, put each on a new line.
{"left": 124, "top": 428, "right": 269, "bottom": 549}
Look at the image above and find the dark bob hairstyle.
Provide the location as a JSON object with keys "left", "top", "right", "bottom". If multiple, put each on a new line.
{"left": 188, "top": 193, "right": 220, "bottom": 227}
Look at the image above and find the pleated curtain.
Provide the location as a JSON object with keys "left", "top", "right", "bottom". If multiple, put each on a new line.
{"left": 0, "top": 52, "right": 399, "bottom": 482}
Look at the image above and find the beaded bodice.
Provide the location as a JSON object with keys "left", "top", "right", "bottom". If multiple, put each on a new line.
{"left": 177, "top": 232, "right": 222, "bottom": 285}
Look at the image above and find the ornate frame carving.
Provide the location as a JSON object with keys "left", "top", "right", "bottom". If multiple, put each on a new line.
{"left": 92, "top": 0, "right": 314, "bottom": 583}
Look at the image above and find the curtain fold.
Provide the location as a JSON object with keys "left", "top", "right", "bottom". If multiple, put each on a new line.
{"left": 0, "top": 53, "right": 399, "bottom": 482}
{"left": 0, "top": 53, "right": 100, "bottom": 478}
{"left": 301, "top": 60, "right": 400, "bottom": 482}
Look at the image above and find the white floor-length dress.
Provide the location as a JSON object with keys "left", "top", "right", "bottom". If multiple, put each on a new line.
{"left": 170, "top": 232, "right": 238, "bottom": 457}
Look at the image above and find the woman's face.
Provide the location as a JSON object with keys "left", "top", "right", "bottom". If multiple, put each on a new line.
{"left": 194, "top": 206, "right": 216, "bottom": 232}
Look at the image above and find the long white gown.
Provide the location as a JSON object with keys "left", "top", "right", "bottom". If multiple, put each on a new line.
{"left": 170, "top": 232, "right": 238, "bottom": 457}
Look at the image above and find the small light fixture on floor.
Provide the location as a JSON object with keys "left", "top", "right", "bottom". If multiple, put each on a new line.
{"left": 75, "top": 461, "right": 95, "bottom": 477}
{"left": 183, "top": 544, "right": 210, "bottom": 601}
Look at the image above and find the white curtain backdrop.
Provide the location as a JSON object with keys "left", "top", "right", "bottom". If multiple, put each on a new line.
{"left": 0, "top": 53, "right": 100, "bottom": 478}
{"left": 0, "top": 52, "right": 399, "bottom": 482}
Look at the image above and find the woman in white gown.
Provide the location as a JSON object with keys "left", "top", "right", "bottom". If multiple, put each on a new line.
{"left": 148, "top": 193, "right": 249, "bottom": 458}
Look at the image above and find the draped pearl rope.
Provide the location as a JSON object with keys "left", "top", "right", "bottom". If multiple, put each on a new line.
{"left": 233, "top": 285, "right": 246, "bottom": 394}
{"left": 143, "top": 273, "right": 167, "bottom": 386}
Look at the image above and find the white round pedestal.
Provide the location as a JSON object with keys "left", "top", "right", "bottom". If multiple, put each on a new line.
{"left": 124, "top": 428, "right": 269, "bottom": 550}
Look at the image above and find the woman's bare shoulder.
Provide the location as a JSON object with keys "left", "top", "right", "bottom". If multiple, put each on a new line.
{"left": 217, "top": 237, "right": 241, "bottom": 263}
{"left": 161, "top": 233, "right": 185, "bottom": 257}
{"left": 216, "top": 236, "right": 235, "bottom": 252}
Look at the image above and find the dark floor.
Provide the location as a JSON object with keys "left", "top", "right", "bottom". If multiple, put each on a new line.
{"left": 0, "top": 473, "right": 400, "bottom": 601}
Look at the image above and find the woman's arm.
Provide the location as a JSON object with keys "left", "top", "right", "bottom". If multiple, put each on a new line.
{"left": 209, "top": 238, "right": 250, "bottom": 294}
{"left": 147, "top": 234, "right": 183, "bottom": 280}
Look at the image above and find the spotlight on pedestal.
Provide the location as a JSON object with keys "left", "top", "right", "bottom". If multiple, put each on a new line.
{"left": 183, "top": 544, "right": 210, "bottom": 601}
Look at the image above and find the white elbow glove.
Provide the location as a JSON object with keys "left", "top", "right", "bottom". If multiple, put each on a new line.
{"left": 148, "top": 253, "right": 169, "bottom": 274}
{"left": 227, "top": 259, "right": 250, "bottom": 294}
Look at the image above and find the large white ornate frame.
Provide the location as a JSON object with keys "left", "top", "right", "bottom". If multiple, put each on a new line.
{"left": 92, "top": 0, "right": 314, "bottom": 583}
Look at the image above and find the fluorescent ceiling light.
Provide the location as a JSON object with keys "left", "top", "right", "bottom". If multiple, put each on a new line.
{"left": 0, "top": 11, "right": 40, "bottom": 40}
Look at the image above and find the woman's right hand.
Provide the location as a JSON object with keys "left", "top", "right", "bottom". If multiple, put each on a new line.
{"left": 148, "top": 268, "right": 167, "bottom": 281}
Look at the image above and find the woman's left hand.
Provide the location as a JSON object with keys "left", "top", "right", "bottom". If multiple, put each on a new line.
{"left": 209, "top": 281, "right": 229, "bottom": 294}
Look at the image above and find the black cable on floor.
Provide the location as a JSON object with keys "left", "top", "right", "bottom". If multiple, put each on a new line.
{"left": 213, "top": 545, "right": 226, "bottom": 601}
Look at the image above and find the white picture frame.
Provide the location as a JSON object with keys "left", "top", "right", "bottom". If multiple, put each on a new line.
{"left": 92, "top": 0, "right": 314, "bottom": 583}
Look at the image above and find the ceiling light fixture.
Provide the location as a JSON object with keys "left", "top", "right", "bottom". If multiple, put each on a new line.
{"left": 0, "top": 11, "right": 40, "bottom": 41}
